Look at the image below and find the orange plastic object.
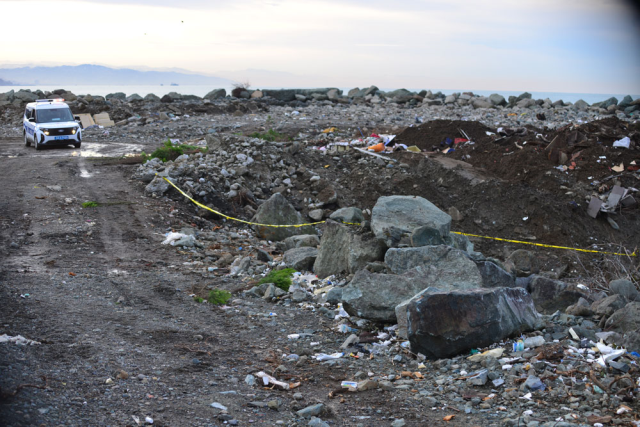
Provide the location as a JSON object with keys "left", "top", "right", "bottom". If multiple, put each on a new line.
{"left": 368, "top": 143, "right": 385, "bottom": 152}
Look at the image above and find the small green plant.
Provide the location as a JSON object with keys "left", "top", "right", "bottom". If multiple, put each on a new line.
{"left": 258, "top": 268, "right": 296, "bottom": 292}
{"left": 207, "top": 289, "right": 232, "bottom": 305}
{"left": 82, "top": 201, "right": 99, "bottom": 208}
{"left": 249, "top": 129, "right": 289, "bottom": 142}
{"left": 142, "top": 139, "right": 207, "bottom": 163}
{"left": 193, "top": 296, "right": 204, "bottom": 303}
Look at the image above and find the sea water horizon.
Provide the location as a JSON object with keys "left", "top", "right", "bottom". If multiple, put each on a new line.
{"left": 3, "top": 84, "right": 638, "bottom": 106}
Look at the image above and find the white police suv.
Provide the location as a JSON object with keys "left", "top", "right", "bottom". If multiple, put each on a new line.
{"left": 23, "top": 99, "right": 82, "bottom": 150}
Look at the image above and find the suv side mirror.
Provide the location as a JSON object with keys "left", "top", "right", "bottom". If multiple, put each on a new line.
{"left": 28, "top": 117, "right": 36, "bottom": 122}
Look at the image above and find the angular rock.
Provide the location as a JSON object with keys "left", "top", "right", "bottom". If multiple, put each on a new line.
{"left": 573, "top": 99, "right": 589, "bottom": 111}
{"left": 297, "top": 404, "right": 324, "bottom": 418}
{"left": 371, "top": 196, "right": 451, "bottom": 248}
{"left": 606, "top": 302, "right": 640, "bottom": 333}
{"left": 506, "top": 249, "right": 538, "bottom": 277}
{"left": 308, "top": 209, "right": 324, "bottom": 221}
{"left": 609, "top": 279, "right": 640, "bottom": 301}
{"left": 313, "top": 221, "right": 385, "bottom": 279}
{"left": 330, "top": 207, "right": 364, "bottom": 225}
{"left": 395, "top": 287, "right": 440, "bottom": 339}
{"left": 251, "top": 193, "right": 314, "bottom": 241}
{"left": 472, "top": 99, "right": 494, "bottom": 109}
{"left": 283, "top": 247, "right": 318, "bottom": 271}
{"left": 475, "top": 261, "right": 516, "bottom": 288}
{"left": 126, "top": 93, "right": 143, "bottom": 102}
{"left": 384, "top": 246, "right": 482, "bottom": 290}
{"left": 342, "top": 269, "right": 422, "bottom": 322}
{"left": 204, "top": 88, "right": 226, "bottom": 100}
{"left": 144, "top": 93, "right": 160, "bottom": 102}
{"left": 489, "top": 93, "right": 507, "bottom": 106}
{"left": 410, "top": 226, "right": 445, "bottom": 247}
{"left": 325, "top": 287, "right": 342, "bottom": 305}
{"left": 284, "top": 234, "right": 320, "bottom": 250}
{"left": 618, "top": 95, "right": 633, "bottom": 109}
{"left": 591, "top": 294, "right": 627, "bottom": 316}
{"left": 527, "top": 276, "right": 585, "bottom": 314}
{"left": 565, "top": 297, "right": 594, "bottom": 317}
{"left": 145, "top": 176, "right": 170, "bottom": 195}
{"left": 407, "top": 287, "right": 540, "bottom": 359}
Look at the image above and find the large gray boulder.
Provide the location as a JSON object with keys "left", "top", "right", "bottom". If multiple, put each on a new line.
{"left": 145, "top": 176, "right": 170, "bottom": 196}
{"left": 472, "top": 99, "right": 494, "bottom": 109}
{"left": 144, "top": 93, "right": 161, "bottom": 102}
{"left": 341, "top": 269, "right": 426, "bottom": 322}
{"left": 395, "top": 287, "right": 440, "bottom": 339}
{"left": 283, "top": 247, "right": 318, "bottom": 271}
{"left": 475, "top": 261, "right": 516, "bottom": 288}
{"left": 573, "top": 99, "right": 589, "bottom": 111}
{"left": 618, "top": 95, "right": 633, "bottom": 109}
{"left": 384, "top": 246, "right": 483, "bottom": 290}
{"left": 609, "top": 279, "right": 640, "bottom": 301}
{"left": 371, "top": 196, "right": 451, "bottom": 248}
{"left": 606, "top": 302, "right": 640, "bottom": 332}
{"left": 527, "top": 275, "right": 585, "bottom": 314}
{"left": 251, "top": 193, "right": 314, "bottom": 241}
{"left": 330, "top": 207, "right": 364, "bottom": 225}
{"left": 126, "top": 93, "right": 143, "bottom": 102}
{"left": 407, "top": 287, "right": 540, "bottom": 359}
{"left": 14, "top": 90, "right": 38, "bottom": 103}
{"left": 284, "top": 234, "right": 320, "bottom": 250}
{"left": 489, "top": 93, "right": 507, "bottom": 106}
{"left": 204, "top": 88, "right": 226, "bottom": 100}
{"left": 591, "top": 294, "right": 626, "bottom": 316}
{"left": 313, "top": 221, "right": 385, "bottom": 278}
{"left": 604, "top": 302, "right": 640, "bottom": 352}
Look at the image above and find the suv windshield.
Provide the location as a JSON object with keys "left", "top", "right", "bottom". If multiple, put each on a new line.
{"left": 36, "top": 108, "right": 74, "bottom": 123}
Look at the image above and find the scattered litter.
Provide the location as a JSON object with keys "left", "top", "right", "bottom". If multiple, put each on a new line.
{"left": 161, "top": 232, "right": 188, "bottom": 245}
{"left": 255, "top": 371, "right": 300, "bottom": 390}
{"left": 612, "top": 136, "right": 630, "bottom": 148}
{"left": 0, "top": 334, "right": 41, "bottom": 346}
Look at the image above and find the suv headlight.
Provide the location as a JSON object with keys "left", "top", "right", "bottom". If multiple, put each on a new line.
{"left": 42, "top": 129, "right": 50, "bottom": 136}
{"left": 71, "top": 128, "right": 77, "bottom": 135}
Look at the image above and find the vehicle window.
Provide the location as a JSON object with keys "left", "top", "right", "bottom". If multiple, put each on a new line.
{"left": 24, "top": 109, "right": 29, "bottom": 118}
{"left": 36, "top": 108, "right": 74, "bottom": 123}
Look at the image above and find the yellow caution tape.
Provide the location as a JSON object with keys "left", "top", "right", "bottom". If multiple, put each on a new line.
{"left": 452, "top": 231, "right": 636, "bottom": 257}
{"left": 160, "top": 175, "right": 325, "bottom": 228}
{"left": 160, "top": 174, "right": 636, "bottom": 257}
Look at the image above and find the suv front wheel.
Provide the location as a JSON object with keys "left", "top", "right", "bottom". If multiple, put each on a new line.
{"left": 24, "top": 131, "right": 31, "bottom": 147}
{"left": 34, "top": 134, "right": 42, "bottom": 151}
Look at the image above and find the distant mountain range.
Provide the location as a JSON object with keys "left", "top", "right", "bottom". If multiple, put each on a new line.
{"left": 0, "top": 64, "right": 234, "bottom": 86}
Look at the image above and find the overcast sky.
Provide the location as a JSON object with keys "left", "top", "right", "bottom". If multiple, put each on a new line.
{"left": 1, "top": 0, "right": 639, "bottom": 93}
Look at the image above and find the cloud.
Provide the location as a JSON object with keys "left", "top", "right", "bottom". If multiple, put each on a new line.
{"left": 0, "top": 0, "right": 638, "bottom": 93}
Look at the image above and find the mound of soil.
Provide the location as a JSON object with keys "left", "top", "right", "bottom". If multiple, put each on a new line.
{"left": 394, "top": 119, "right": 494, "bottom": 150}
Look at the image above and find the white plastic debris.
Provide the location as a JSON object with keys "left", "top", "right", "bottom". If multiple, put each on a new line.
{"left": 145, "top": 416, "right": 154, "bottom": 424}
{"left": 0, "top": 334, "right": 41, "bottom": 346}
{"left": 612, "top": 136, "right": 630, "bottom": 148}
{"left": 161, "top": 232, "right": 188, "bottom": 245}
{"left": 255, "top": 371, "right": 299, "bottom": 390}
{"left": 314, "top": 352, "right": 344, "bottom": 361}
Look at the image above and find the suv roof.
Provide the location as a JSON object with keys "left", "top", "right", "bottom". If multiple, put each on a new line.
{"left": 27, "top": 99, "right": 70, "bottom": 109}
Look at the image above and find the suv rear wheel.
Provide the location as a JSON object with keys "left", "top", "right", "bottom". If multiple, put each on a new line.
{"left": 24, "top": 131, "right": 31, "bottom": 147}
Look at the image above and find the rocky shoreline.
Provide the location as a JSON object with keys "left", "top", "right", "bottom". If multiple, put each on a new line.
{"left": 1, "top": 83, "right": 639, "bottom": 426}
{"left": 1, "top": 86, "right": 639, "bottom": 119}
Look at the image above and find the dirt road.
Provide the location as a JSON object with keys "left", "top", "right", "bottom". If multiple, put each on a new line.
{"left": 1, "top": 140, "right": 477, "bottom": 426}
